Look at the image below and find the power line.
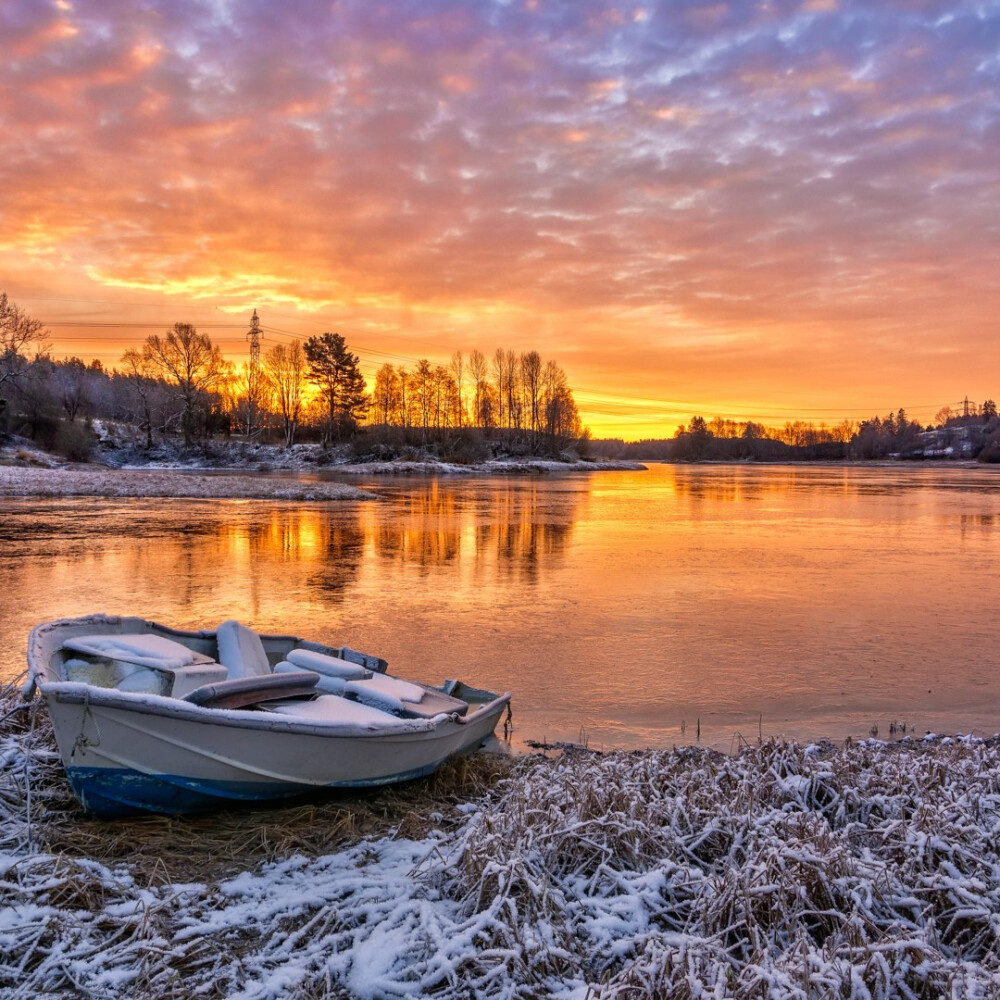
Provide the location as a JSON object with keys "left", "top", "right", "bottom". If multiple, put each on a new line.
{"left": 36, "top": 315, "right": 964, "bottom": 425}
{"left": 45, "top": 322, "right": 247, "bottom": 330}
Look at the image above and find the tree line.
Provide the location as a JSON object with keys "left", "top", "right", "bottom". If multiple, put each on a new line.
{"left": 596, "top": 403, "right": 1000, "bottom": 463}
{"left": 6, "top": 292, "right": 997, "bottom": 465}
{"left": 0, "top": 296, "right": 584, "bottom": 461}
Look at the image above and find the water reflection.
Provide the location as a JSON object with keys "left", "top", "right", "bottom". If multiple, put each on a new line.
{"left": 0, "top": 479, "right": 582, "bottom": 669}
{"left": 474, "top": 484, "right": 575, "bottom": 583}
{"left": 364, "top": 480, "right": 577, "bottom": 584}
{"left": 3, "top": 466, "right": 1000, "bottom": 751}
{"left": 669, "top": 468, "right": 775, "bottom": 503}
{"left": 959, "top": 513, "right": 998, "bottom": 536}
{"left": 374, "top": 483, "right": 462, "bottom": 570}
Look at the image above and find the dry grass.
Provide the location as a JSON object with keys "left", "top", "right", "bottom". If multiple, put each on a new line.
{"left": 42, "top": 751, "right": 517, "bottom": 884}
{"left": 4, "top": 681, "right": 1000, "bottom": 999}
{"left": 439, "top": 740, "right": 1000, "bottom": 997}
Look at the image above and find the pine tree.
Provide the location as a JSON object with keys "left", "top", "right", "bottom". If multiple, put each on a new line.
{"left": 303, "top": 332, "right": 367, "bottom": 443}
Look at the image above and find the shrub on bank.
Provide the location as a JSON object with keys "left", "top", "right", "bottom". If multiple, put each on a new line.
{"left": 14, "top": 414, "right": 96, "bottom": 462}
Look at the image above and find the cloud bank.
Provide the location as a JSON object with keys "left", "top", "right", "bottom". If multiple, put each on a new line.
{"left": 2, "top": 0, "right": 998, "bottom": 431}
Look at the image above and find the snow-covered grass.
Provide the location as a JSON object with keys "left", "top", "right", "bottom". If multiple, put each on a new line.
{"left": 4, "top": 683, "right": 1000, "bottom": 999}
{"left": 0, "top": 466, "right": 374, "bottom": 502}
{"left": 3, "top": 431, "right": 643, "bottom": 479}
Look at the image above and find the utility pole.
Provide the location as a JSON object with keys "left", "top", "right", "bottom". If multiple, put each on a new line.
{"left": 246, "top": 309, "right": 262, "bottom": 437}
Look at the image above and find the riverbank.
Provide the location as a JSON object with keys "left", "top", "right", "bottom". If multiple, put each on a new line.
{"left": 1, "top": 433, "right": 645, "bottom": 480}
{"left": 4, "top": 683, "right": 999, "bottom": 999}
{"left": 0, "top": 465, "right": 374, "bottom": 502}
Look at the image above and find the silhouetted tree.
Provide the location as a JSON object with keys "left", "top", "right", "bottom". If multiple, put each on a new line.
{"left": 120, "top": 348, "right": 163, "bottom": 448}
{"left": 0, "top": 293, "right": 48, "bottom": 417}
{"left": 140, "top": 323, "right": 230, "bottom": 447}
{"left": 303, "top": 332, "right": 367, "bottom": 444}
{"left": 54, "top": 357, "right": 90, "bottom": 422}
{"left": 450, "top": 350, "right": 465, "bottom": 428}
{"left": 264, "top": 341, "right": 307, "bottom": 448}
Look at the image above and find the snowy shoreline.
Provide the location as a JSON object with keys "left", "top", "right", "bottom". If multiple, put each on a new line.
{"left": 1, "top": 435, "right": 645, "bottom": 490}
{"left": 312, "top": 456, "right": 647, "bottom": 476}
{"left": 0, "top": 465, "right": 375, "bottom": 502}
{"left": 4, "top": 685, "right": 1000, "bottom": 999}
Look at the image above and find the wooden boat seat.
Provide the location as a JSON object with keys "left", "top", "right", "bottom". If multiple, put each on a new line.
{"left": 343, "top": 673, "right": 470, "bottom": 718}
{"left": 273, "top": 662, "right": 471, "bottom": 718}
{"left": 182, "top": 671, "right": 319, "bottom": 710}
{"left": 394, "top": 686, "right": 469, "bottom": 718}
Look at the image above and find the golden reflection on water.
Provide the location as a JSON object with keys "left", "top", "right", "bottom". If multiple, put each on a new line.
{"left": 3, "top": 465, "right": 1000, "bottom": 750}
{"left": 0, "top": 480, "right": 581, "bottom": 661}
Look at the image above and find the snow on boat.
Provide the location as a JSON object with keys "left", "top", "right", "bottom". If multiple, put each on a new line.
{"left": 25, "top": 615, "right": 512, "bottom": 817}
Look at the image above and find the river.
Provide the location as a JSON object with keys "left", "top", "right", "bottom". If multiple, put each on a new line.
{"left": 3, "top": 463, "right": 999, "bottom": 750}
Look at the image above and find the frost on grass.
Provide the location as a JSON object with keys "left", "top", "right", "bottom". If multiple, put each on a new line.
{"left": 3, "top": 687, "right": 1000, "bottom": 999}
{"left": 0, "top": 466, "right": 373, "bottom": 502}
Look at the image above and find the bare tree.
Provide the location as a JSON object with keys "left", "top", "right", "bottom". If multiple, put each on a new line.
{"left": 413, "top": 359, "right": 434, "bottom": 433}
{"left": 520, "top": 350, "right": 542, "bottom": 436}
{"left": 450, "top": 350, "right": 464, "bottom": 428}
{"left": 542, "top": 360, "right": 581, "bottom": 447}
{"left": 372, "top": 363, "right": 400, "bottom": 426}
{"left": 0, "top": 293, "right": 48, "bottom": 410}
{"left": 492, "top": 348, "right": 506, "bottom": 430}
{"left": 120, "top": 348, "right": 162, "bottom": 449}
{"left": 264, "top": 341, "right": 307, "bottom": 448}
{"left": 398, "top": 368, "right": 412, "bottom": 429}
{"left": 433, "top": 365, "right": 453, "bottom": 429}
{"left": 503, "top": 349, "right": 519, "bottom": 432}
{"left": 228, "top": 361, "right": 269, "bottom": 440}
{"left": 468, "top": 349, "right": 488, "bottom": 428}
{"left": 141, "top": 323, "right": 230, "bottom": 447}
{"left": 230, "top": 363, "right": 267, "bottom": 440}
{"left": 53, "top": 357, "right": 90, "bottom": 422}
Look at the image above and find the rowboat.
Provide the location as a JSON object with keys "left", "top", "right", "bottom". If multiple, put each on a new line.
{"left": 25, "top": 615, "right": 511, "bottom": 817}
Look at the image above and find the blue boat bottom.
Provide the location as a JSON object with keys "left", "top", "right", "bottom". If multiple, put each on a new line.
{"left": 66, "top": 762, "right": 447, "bottom": 817}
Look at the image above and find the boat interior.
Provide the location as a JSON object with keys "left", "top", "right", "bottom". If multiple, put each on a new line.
{"left": 45, "top": 619, "right": 471, "bottom": 720}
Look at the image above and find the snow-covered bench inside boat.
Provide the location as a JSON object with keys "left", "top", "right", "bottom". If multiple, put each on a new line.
{"left": 216, "top": 620, "right": 469, "bottom": 719}
{"left": 284, "top": 647, "right": 372, "bottom": 681}
{"left": 275, "top": 653, "right": 469, "bottom": 719}
{"left": 61, "top": 633, "right": 227, "bottom": 698}
{"left": 261, "top": 694, "right": 418, "bottom": 729}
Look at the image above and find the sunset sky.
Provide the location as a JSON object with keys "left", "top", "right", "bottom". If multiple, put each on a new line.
{"left": 2, "top": 0, "right": 998, "bottom": 438}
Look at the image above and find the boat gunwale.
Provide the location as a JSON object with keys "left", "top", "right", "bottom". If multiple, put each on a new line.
{"left": 28, "top": 616, "right": 510, "bottom": 740}
{"left": 37, "top": 680, "right": 512, "bottom": 740}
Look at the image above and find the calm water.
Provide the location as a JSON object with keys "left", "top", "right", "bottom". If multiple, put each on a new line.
{"left": 3, "top": 464, "right": 999, "bottom": 750}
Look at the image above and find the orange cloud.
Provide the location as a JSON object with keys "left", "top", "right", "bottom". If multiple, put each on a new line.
{"left": 1, "top": 0, "right": 998, "bottom": 439}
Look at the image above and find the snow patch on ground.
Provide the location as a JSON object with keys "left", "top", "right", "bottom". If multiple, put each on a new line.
{"left": 0, "top": 436, "right": 62, "bottom": 469}
{"left": 0, "top": 465, "right": 375, "bottom": 502}
{"left": 4, "top": 431, "right": 644, "bottom": 478}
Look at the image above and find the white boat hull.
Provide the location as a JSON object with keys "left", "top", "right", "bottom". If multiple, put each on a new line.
{"left": 29, "top": 616, "right": 511, "bottom": 816}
